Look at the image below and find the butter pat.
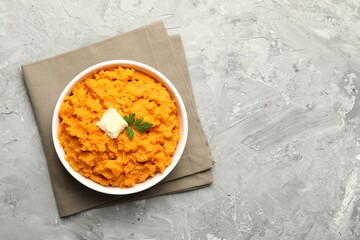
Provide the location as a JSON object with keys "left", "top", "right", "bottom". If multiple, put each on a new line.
{"left": 96, "top": 108, "right": 128, "bottom": 139}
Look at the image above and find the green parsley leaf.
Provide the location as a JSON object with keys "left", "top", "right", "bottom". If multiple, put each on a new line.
{"left": 123, "top": 113, "right": 152, "bottom": 140}
{"left": 134, "top": 122, "right": 153, "bottom": 133}
{"left": 127, "top": 126, "right": 134, "bottom": 140}
{"left": 135, "top": 117, "right": 143, "bottom": 125}
{"left": 128, "top": 113, "right": 135, "bottom": 125}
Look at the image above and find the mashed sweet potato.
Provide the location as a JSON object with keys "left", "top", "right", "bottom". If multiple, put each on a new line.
{"left": 58, "top": 66, "right": 180, "bottom": 188}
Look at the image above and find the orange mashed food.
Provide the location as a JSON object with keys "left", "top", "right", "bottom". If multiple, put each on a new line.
{"left": 58, "top": 67, "right": 180, "bottom": 188}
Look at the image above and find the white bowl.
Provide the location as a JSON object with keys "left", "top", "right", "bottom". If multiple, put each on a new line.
{"left": 52, "top": 60, "right": 188, "bottom": 195}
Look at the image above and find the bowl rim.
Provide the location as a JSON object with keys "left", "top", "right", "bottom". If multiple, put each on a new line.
{"left": 52, "top": 60, "right": 188, "bottom": 195}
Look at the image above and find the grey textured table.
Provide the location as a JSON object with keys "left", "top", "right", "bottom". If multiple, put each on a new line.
{"left": 1, "top": 1, "right": 360, "bottom": 239}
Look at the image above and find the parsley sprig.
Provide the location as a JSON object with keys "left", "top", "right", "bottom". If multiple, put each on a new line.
{"left": 123, "top": 113, "right": 153, "bottom": 140}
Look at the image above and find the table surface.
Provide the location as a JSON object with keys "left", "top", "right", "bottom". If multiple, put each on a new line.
{"left": 1, "top": 0, "right": 360, "bottom": 239}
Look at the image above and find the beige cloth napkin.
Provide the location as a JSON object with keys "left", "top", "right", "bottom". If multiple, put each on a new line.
{"left": 22, "top": 21, "right": 213, "bottom": 217}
